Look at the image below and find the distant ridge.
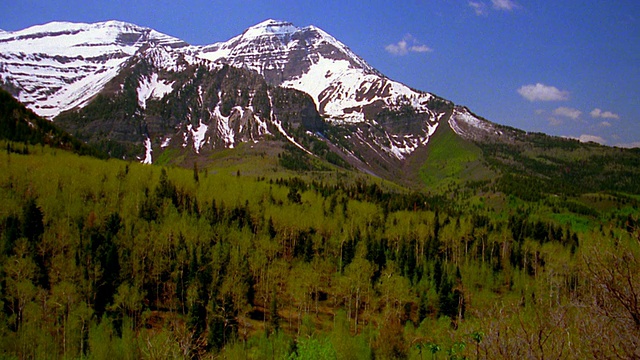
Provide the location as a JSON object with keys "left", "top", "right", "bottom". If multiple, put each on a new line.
{"left": 0, "top": 88, "right": 104, "bottom": 157}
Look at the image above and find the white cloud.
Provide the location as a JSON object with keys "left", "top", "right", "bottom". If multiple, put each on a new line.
{"left": 548, "top": 117, "right": 563, "bottom": 126}
{"left": 385, "top": 41, "right": 409, "bottom": 55}
{"left": 470, "top": 0, "right": 518, "bottom": 16}
{"left": 578, "top": 134, "right": 606, "bottom": 144}
{"left": 469, "top": 1, "right": 488, "bottom": 15}
{"left": 599, "top": 121, "right": 612, "bottom": 128}
{"left": 590, "top": 108, "right": 620, "bottom": 119}
{"left": 517, "top": 83, "right": 570, "bottom": 102}
{"left": 492, "top": 0, "right": 517, "bottom": 11}
{"left": 385, "top": 34, "right": 432, "bottom": 56}
{"left": 410, "top": 44, "right": 432, "bottom": 53}
{"left": 553, "top": 106, "right": 581, "bottom": 120}
{"left": 615, "top": 141, "right": 640, "bottom": 149}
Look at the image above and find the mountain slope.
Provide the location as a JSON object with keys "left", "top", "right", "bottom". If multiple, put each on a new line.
{"left": 0, "top": 88, "right": 103, "bottom": 157}
{"left": 0, "top": 20, "right": 188, "bottom": 118}
{"left": 53, "top": 50, "right": 327, "bottom": 164}
{"left": 447, "top": 106, "right": 640, "bottom": 199}
{"left": 418, "top": 116, "right": 493, "bottom": 188}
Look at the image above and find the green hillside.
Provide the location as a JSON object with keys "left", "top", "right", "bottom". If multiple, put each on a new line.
{"left": 0, "top": 138, "right": 638, "bottom": 359}
{"left": 477, "top": 127, "right": 640, "bottom": 200}
{"left": 419, "top": 122, "right": 494, "bottom": 189}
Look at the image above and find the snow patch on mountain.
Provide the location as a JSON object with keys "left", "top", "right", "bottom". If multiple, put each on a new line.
{"left": 273, "top": 118, "right": 312, "bottom": 154}
{"left": 161, "top": 137, "right": 171, "bottom": 148}
{"left": 380, "top": 132, "right": 434, "bottom": 160}
{"left": 190, "top": 119, "right": 209, "bottom": 153}
{"left": 213, "top": 97, "right": 235, "bottom": 149}
{"left": 450, "top": 108, "right": 481, "bottom": 135}
{"left": 282, "top": 53, "right": 434, "bottom": 123}
{"left": 137, "top": 73, "right": 174, "bottom": 109}
{"left": 142, "top": 136, "right": 153, "bottom": 164}
{"left": 266, "top": 91, "right": 310, "bottom": 153}
{"left": 1, "top": 21, "right": 138, "bottom": 56}
{"left": 0, "top": 20, "right": 185, "bottom": 118}
{"left": 253, "top": 114, "right": 271, "bottom": 139}
{"left": 449, "top": 107, "right": 502, "bottom": 141}
{"left": 242, "top": 19, "right": 297, "bottom": 38}
{"left": 281, "top": 56, "right": 352, "bottom": 109}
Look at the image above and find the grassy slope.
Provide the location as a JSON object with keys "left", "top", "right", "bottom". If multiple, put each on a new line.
{"left": 418, "top": 122, "right": 494, "bottom": 189}
{"left": 153, "top": 139, "right": 407, "bottom": 195}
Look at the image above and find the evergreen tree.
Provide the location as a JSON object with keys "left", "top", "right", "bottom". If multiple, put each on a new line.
{"left": 21, "top": 198, "right": 44, "bottom": 247}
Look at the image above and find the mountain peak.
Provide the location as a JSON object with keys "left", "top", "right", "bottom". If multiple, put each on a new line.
{"left": 242, "top": 19, "right": 298, "bottom": 38}
{"left": 2, "top": 20, "right": 144, "bottom": 36}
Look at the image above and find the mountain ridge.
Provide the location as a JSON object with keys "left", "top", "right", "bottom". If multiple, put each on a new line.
{"left": 0, "top": 87, "right": 104, "bottom": 157}
{"left": 1, "top": 19, "right": 459, "bottom": 176}
{"left": 0, "top": 20, "right": 188, "bottom": 118}
{"left": 3, "top": 19, "right": 638, "bottom": 194}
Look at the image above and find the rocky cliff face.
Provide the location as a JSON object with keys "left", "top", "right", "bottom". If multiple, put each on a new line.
{"left": 54, "top": 48, "right": 322, "bottom": 162}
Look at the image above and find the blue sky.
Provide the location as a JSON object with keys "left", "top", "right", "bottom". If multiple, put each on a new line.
{"left": 2, "top": 0, "right": 639, "bottom": 147}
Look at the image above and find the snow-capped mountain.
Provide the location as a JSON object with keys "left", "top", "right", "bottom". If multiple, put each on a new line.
{"left": 199, "top": 20, "right": 378, "bottom": 84}
{"left": 194, "top": 19, "right": 448, "bottom": 164}
{"left": 0, "top": 21, "right": 188, "bottom": 118}
{"left": 198, "top": 20, "right": 438, "bottom": 124}
{"left": 0, "top": 19, "right": 493, "bottom": 179}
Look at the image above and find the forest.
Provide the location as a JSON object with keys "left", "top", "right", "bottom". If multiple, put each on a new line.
{"left": 0, "top": 139, "right": 638, "bottom": 359}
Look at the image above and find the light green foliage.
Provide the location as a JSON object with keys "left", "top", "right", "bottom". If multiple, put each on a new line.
{"left": 0, "top": 140, "right": 638, "bottom": 359}
{"left": 419, "top": 122, "right": 491, "bottom": 188}
{"left": 329, "top": 310, "right": 371, "bottom": 360}
{"left": 244, "top": 331, "right": 294, "bottom": 359}
{"left": 88, "top": 318, "right": 117, "bottom": 360}
{"left": 290, "top": 337, "right": 336, "bottom": 360}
